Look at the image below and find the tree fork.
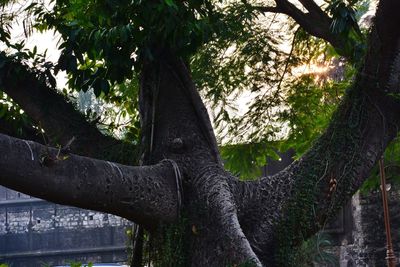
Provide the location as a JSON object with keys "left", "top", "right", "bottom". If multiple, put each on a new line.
{"left": 137, "top": 50, "right": 262, "bottom": 265}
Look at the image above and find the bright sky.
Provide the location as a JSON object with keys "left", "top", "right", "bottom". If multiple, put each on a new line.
{"left": 2, "top": 0, "right": 68, "bottom": 87}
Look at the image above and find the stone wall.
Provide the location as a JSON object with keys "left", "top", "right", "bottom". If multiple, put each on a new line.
{"left": 0, "top": 186, "right": 133, "bottom": 267}
{"left": 265, "top": 150, "right": 400, "bottom": 267}
{"left": 337, "top": 186, "right": 400, "bottom": 267}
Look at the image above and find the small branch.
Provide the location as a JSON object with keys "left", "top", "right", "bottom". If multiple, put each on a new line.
{"left": 0, "top": 133, "right": 179, "bottom": 229}
{"left": 277, "top": 27, "right": 299, "bottom": 89}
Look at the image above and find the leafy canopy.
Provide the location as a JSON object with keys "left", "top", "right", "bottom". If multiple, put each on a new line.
{"left": 2, "top": 0, "right": 399, "bottom": 185}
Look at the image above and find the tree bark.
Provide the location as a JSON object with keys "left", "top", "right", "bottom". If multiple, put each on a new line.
{"left": 138, "top": 50, "right": 262, "bottom": 266}
{"left": 0, "top": 0, "right": 399, "bottom": 266}
{"left": 0, "top": 133, "right": 178, "bottom": 229}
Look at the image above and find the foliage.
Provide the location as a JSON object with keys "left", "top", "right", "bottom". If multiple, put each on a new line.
{"left": 1, "top": 0, "right": 227, "bottom": 144}
{"left": 191, "top": 2, "right": 290, "bottom": 145}
{"left": 126, "top": 219, "right": 188, "bottom": 267}
{"left": 280, "top": 65, "right": 355, "bottom": 157}
{"left": 291, "top": 233, "right": 339, "bottom": 267}
{"left": 227, "top": 260, "right": 258, "bottom": 267}
{"left": 23, "top": 0, "right": 220, "bottom": 96}
{"left": 221, "top": 142, "right": 280, "bottom": 179}
{"left": 0, "top": 47, "right": 56, "bottom": 89}
{"left": 190, "top": 0, "right": 371, "bottom": 178}
{"left": 40, "top": 261, "right": 93, "bottom": 267}
{"left": 0, "top": 90, "right": 38, "bottom": 139}
{"left": 360, "top": 136, "right": 400, "bottom": 193}
{"left": 325, "top": 0, "right": 367, "bottom": 61}
{"left": 150, "top": 218, "right": 188, "bottom": 267}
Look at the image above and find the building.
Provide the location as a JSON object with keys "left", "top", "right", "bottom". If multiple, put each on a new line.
{"left": 0, "top": 186, "right": 132, "bottom": 267}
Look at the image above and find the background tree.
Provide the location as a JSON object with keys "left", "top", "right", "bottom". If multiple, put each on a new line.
{"left": 1, "top": 0, "right": 400, "bottom": 266}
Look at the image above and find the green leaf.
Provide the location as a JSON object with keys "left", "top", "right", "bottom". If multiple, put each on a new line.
{"left": 0, "top": 106, "right": 6, "bottom": 118}
{"left": 164, "top": 0, "right": 178, "bottom": 9}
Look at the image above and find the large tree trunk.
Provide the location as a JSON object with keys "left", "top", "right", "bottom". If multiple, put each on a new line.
{"left": 0, "top": 0, "right": 400, "bottom": 266}
{"left": 138, "top": 50, "right": 261, "bottom": 266}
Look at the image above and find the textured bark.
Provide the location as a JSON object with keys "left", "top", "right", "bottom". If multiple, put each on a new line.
{"left": 0, "top": 0, "right": 399, "bottom": 266}
{"left": 0, "top": 57, "right": 137, "bottom": 164}
{"left": 138, "top": 51, "right": 261, "bottom": 266}
{"left": 0, "top": 133, "right": 178, "bottom": 229}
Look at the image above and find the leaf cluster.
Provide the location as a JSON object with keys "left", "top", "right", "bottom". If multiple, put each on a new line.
{"left": 360, "top": 137, "right": 400, "bottom": 193}
{"left": 191, "top": 0, "right": 372, "bottom": 177}
{"left": 0, "top": 91, "right": 38, "bottom": 140}
{"left": 325, "top": 0, "right": 367, "bottom": 62}
{"left": 25, "top": 0, "right": 220, "bottom": 97}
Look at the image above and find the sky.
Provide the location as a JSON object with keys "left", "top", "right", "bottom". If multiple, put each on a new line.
{"left": 1, "top": 0, "right": 68, "bottom": 87}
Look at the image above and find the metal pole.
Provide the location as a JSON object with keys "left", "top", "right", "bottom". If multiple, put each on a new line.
{"left": 378, "top": 157, "right": 397, "bottom": 267}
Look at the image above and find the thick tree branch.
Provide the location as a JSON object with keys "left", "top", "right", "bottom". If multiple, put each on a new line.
{"left": 0, "top": 133, "right": 179, "bottom": 229}
{"left": 237, "top": 0, "right": 400, "bottom": 264}
{"left": 254, "top": 0, "right": 350, "bottom": 58}
{"left": 139, "top": 49, "right": 222, "bottom": 165}
{"left": 0, "top": 57, "right": 137, "bottom": 164}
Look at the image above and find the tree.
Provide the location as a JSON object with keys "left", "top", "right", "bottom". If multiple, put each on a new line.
{"left": 1, "top": 0, "right": 400, "bottom": 266}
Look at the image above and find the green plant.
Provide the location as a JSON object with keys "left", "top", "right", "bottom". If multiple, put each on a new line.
{"left": 66, "top": 261, "right": 93, "bottom": 267}
{"left": 360, "top": 136, "right": 400, "bottom": 193}
{"left": 292, "top": 233, "right": 339, "bottom": 267}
